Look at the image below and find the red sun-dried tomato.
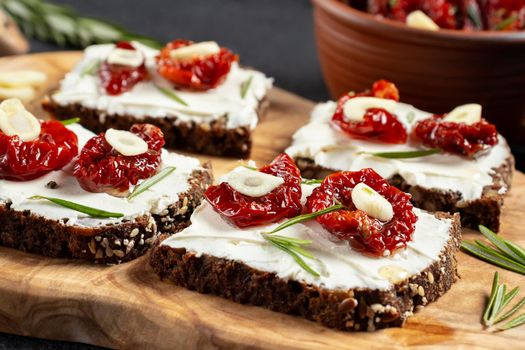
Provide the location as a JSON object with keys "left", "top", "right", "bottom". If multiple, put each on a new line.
{"left": 156, "top": 39, "right": 238, "bottom": 91}
{"left": 331, "top": 80, "right": 407, "bottom": 144}
{"left": 73, "top": 123, "right": 165, "bottom": 196}
{"left": 205, "top": 153, "right": 302, "bottom": 228}
{"left": 306, "top": 168, "right": 418, "bottom": 257}
{"left": 99, "top": 41, "right": 147, "bottom": 96}
{"left": 414, "top": 115, "right": 498, "bottom": 157}
{"left": 0, "top": 121, "right": 78, "bottom": 181}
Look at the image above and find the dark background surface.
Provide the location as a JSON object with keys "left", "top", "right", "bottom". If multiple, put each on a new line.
{"left": 1, "top": 0, "right": 523, "bottom": 349}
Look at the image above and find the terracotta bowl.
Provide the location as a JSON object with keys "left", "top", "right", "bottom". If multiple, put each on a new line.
{"left": 312, "top": 0, "right": 525, "bottom": 146}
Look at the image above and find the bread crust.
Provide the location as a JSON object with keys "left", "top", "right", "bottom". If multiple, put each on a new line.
{"left": 295, "top": 154, "right": 514, "bottom": 232}
{"left": 150, "top": 212, "right": 461, "bottom": 331}
{"left": 42, "top": 97, "right": 269, "bottom": 158}
{"left": 0, "top": 166, "right": 212, "bottom": 264}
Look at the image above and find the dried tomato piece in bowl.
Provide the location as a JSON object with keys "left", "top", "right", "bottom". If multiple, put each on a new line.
{"left": 156, "top": 39, "right": 238, "bottom": 90}
{"left": 414, "top": 114, "right": 498, "bottom": 157}
{"left": 73, "top": 124, "right": 165, "bottom": 196}
{"left": 306, "top": 168, "right": 418, "bottom": 257}
{"left": 99, "top": 41, "right": 147, "bottom": 96}
{"left": 331, "top": 80, "right": 408, "bottom": 144}
{"left": 205, "top": 153, "right": 302, "bottom": 228}
{"left": 0, "top": 120, "right": 78, "bottom": 181}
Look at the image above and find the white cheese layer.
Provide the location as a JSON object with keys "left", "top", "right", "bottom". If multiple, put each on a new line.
{"left": 162, "top": 185, "right": 453, "bottom": 291}
{"left": 51, "top": 43, "right": 273, "bottom": 130}
{"left": 285, "top": 101, "right": 511, "bottom": 202}
{"left": 0, "top": 124, "right": 202, "bottom": 228}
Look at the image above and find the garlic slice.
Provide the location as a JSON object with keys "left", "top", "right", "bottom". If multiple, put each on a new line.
{"left": 107, "top": 48, "right": 144, "bottom": 67}
{"left": 342, "top": 97, "right": 397, "bottom": 122}
{"left": 442, "top": 103, "right": 482, "bottom": 125}
{"left": 351, "top": 182, "right": 393, "bottom": 222}
{"left": 0, "top": 70, "right": 46, "bottom": 88}
{"left": 104, "top": 128, "right": 148, "bottom": 156}
{"left": 0, "top": 98, "right": 41, "bottom": 141}
{"left": 406, "top": 10, "right": 440, "bottom": 31}
{"left": 0, "top": 86, "right": 35, "bottom": 102}
{"left": 169, "top": 41, "right": 221, "bottom": 61}
{"left": 225, "top": 167, "right": 284, "bottom": 197}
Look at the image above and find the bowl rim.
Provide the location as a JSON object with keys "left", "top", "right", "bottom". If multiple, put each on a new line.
{"left": 312, "top": 0, "right": 525, "bottom": 43}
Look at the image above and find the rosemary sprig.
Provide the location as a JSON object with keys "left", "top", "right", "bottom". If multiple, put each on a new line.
{"left": 461, "top": 225, "right": 525, "bottom": 275}
{"left": 495, "top": 14, "right": 518, "bottom": 31}
{"left": 302, "top": 179, "right": 323, "bottom": 185}
{"left": 154, "top": 84, "right": 189, "bottom": 107}
{"left": 0, "top": 0, "right": 162, "bottom": 48}
{"left": 240, "top": 75, "right": 253, "bottom": 99}
{"left": 81, "top": 59, "right": 100, "bottom": 77}
{"left": 482, "top": 272, "right": 525, "bottom": 331}
{"left": 262, "top": 233, "right": 320, "bottom": 277}
{"left": 29, "top": 195, "right": 124, "bottom": 218}
{"left": 128, "top": 167, "right": 176, "bottom": 200}
{"left": 363, "top": 148, "right": 441, "bottom": 159}
{"left": 60, "top": 117, "right": 80, "bottom": 125}
{"left": 266, "top": 204, "right": 344, "bottom": 235}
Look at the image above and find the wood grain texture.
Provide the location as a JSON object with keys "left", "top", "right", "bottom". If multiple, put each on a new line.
{"left": 0, "top": 52, "right": 523, "bottom": 350}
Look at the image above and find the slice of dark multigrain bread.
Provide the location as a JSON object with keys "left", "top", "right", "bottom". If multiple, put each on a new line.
{"left": 0, "top": 165, "right": 212, "bottom": 264}
{"left": 42, "top": 97, "right": 269, "bottom": 158}
{"left": 150, "top": 212, "right": 461, "bottom": 332}
{"left": 295, "top": 156, "right": 514, "bottom": 232}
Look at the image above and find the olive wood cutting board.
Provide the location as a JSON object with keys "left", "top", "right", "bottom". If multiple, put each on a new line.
{"left": 0, "top": 52, "right": 523, "bottom": 350}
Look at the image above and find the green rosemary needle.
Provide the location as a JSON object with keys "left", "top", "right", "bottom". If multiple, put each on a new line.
{"left": 265, "top": 204, "right": 344, "bottom": 235}
{"left": 240, "top": 75, "right": 253, "bottom": 99}
{"left": 60, "top": 117, "right": 80, "bottom": 125}
{"left": 154, "top": 84, "right": 189, "bottom": 107}
{"left": 128, "top": 167, "right": 176, "bottom": 200}
{"left": 366, "top": 148, "right": 441, "bottom": 159}
{"left": 29, "top": 195, "right": 124, "bottom": 218}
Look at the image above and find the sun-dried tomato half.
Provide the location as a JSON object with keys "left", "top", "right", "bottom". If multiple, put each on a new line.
{"left": 306, "top": 168, "right": 418, "bottom": 257}
{"left": 331, "top": 80, "right": 407, "bottom": 144}
{"left": 156, "top": 39, "right": 238, "bottom": 91}
{"left": 99, "top": 41, "right": 147, "bottom": 96}
{"left": 414, "top": 115, "right": 498, "bottom": 157}
{"left": 205, "top": 153, "right": 302, "bottom": 228}
{"left": 73, "top": 123, "right": 165, "bottom": 196}
{"left": 0, "top": 121, "right": 78, "bottom": 181}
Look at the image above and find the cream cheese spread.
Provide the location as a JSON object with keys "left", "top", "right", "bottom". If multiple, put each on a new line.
{"left": 161, "top": 182, "right": 453, "bottom": 291}
{"left": 285, "top": 101, "right": 511, "bottom": 202}
{"left": 51, "top": 43, "right": 273, "bottom": 130}
{"left": 0, "top": 124, "right": 202, "bottom": 227}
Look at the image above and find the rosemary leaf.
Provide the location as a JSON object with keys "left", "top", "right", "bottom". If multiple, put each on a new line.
{"left": 495, "top": 297, "right": 525, "bottom": 324}
{"left": 240, "top": 75, "right": 253, "bottom": 99}
{"left": 128, "top": 167, "right": 176, "bottom": 200}
{"left": 461, "top": 241, "right": 525, "bottom": 275}
{"left": 154, "top": 84, "right": 189, "bottom": 107}
{"left": 389, "top": 0, "right": 398, "bottom": 8}
{"left": 29, "top": 195, "right": 123, "bottom": 218}
{"left": 504, "top": 240, "right": 525, "bottom": 264}
{"left": 263, "top": 234, "right": 312, "bottom": 245}
{"left": 406, "top": 111, "right": 416, "bottom": 124}
{"left": 241, "top": 163, "right": 258, "bottom": 171}
{"left": 367, "top": 148, "right": 441, "bottom": 159}
{"left": 302, "top": 179, "right": 323, "bottom": 185}
{"left": 266, "top": 204, "right": 344, "bottom": 234}
{"left": 60, "top": 117, "right": 80, "bottom": 125}
{"left": 499, "top": 287, "right": 521, "bottom": 316}
{"left": 466, "top": 3, "right": 483, "bottom": 29}
{"left": 479, "top": 225, "right": 525, "bottom": 265}
{"left": 81, "top": 59, "right": 100, "bottom": 77}
{"left": 483, "top": 272, "right": 500, "bottom": 323}
{"left": 495, "top": 14, "right": 518, "bottom": 31}
{"left": 487, "top": 284, "right": 506, "bottom": 326}
{"left": 498, "top": 313, "right": 525, "bottom": 331}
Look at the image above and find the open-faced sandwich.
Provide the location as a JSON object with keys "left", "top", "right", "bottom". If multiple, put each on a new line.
{"left": 151, "top": 154, "right": 461, "bottom": 331}
{"left": 0, "top": 98, "right": 212, "bottom": 264}
{"left": 285, "top": 80, "right": 514, "bottom": 231}
{"left": 42, "top": 40, "right": 272, "bottom": 157}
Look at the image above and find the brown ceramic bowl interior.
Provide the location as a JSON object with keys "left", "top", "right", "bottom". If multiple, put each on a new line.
{"left": 312, "top": 0, "right": 525, "bottom": 146}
